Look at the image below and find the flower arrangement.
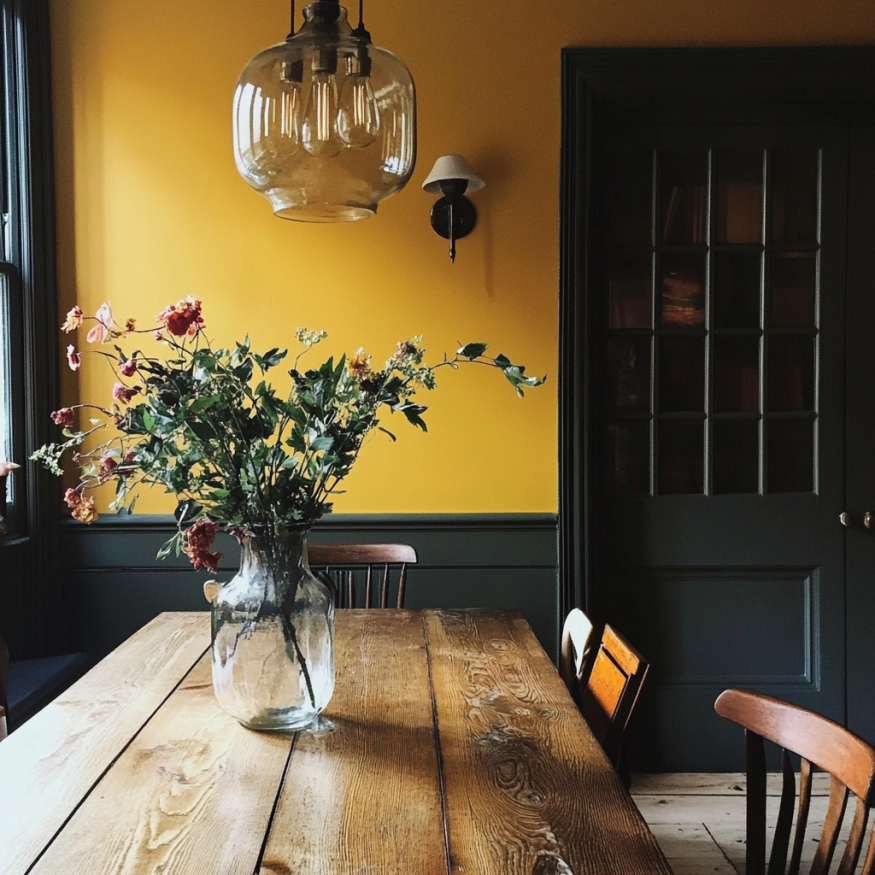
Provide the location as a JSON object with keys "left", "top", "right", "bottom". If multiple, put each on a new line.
{"left": 33, "top": 297, "right": 545, "bottom": 571}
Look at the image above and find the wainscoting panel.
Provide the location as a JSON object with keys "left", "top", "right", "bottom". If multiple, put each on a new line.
{"left": 62, "top": 514, "right": 560, "bottom": 664}
{"left": 627, "top": 568, "right": 816, "bottom": 686}
{"left": 615, "top": 566, "right": 822, "bottom": 771}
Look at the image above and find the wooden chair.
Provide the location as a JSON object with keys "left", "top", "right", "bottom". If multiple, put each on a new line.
{"left": 559, "top": 607, "right": 595, "bottom": 693}
{"left": 307, "top": 543, "right": 417, "bottom": 609}
{"left": 575, "top": 623, "right": 649, "bottom": 781}
{"left": 715, "top": 689, "right": 875, "bottom": 875}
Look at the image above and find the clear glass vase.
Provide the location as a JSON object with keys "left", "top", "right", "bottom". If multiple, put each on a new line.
{"left": 210, "top": 525, "right": 334, "bottom": 730}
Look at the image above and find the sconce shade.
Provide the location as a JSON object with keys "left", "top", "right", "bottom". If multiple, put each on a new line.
{"left": 233, "top": 1, "right": 416, "bottom": 222}
{"left": 422, "top": 154, "right": 484, "bottom": 194}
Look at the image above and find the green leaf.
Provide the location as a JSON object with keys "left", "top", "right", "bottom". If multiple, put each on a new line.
{"left": 188, "top": 420, "right": 217, "bottom": 440}
{"left": 309, "top": 435, "right": 334, "bottom": 452}
{"left": 458, "top": 342, "right": 488, "bottom": 359}
{"left": 378, "top": 426, "right": 397, "bottom": 442}
{"left": 189, "top": 395, "right": 219, "bottom": 414}
{"left": 174, "top": 499, "right": 203, "bottom": 524}
{"left": 494, "top": 354, "right": 512, "bottom": 369}
{"left": 394, "top": 402, "right": 428, "bottom": 432}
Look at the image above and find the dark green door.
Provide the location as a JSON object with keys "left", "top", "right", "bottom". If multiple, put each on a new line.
{"left": 595, "top": 123, "right": 850, "bottom": 770}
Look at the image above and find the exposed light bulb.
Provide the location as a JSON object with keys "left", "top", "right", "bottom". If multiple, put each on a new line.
{"left": 338, "top": 54, "right": 380, "bottom": 147}
{"left": 301, "top": 54, "right": 344, "bottom": 158}
{"left": 279, "top": 60, "right": 304, "bottom": 145}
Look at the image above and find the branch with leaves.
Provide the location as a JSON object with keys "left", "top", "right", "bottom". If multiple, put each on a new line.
{"left": 33, "top": 298, "right": 546, "bottom": 572}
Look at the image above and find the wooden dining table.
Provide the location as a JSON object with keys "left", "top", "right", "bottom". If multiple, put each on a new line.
{"left": 0, "top": 608, "right": 672, "bottom": 875}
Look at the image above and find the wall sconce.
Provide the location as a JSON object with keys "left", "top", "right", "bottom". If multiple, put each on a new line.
{"left": 422, "top": 155, "right": 484, "bottom": 262}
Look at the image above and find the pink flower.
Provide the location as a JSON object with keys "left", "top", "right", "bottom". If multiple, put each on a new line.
{"left": 86, "top": 302, "right": 115, "bottom": 344}
{"left": 64, "top": 487, "right": 82, "bottom": 508}
{"left": 66, "top": 345, "right": 81, "bottom": 371}
{"left": 51, "top": 408, "right": 75, "bottom": 428}
{"left": 154, "top": 330, "right": 164, "bottom": 341}
{"left": 112, "top": 382, "right": 139, "bottom": 403}
{"left": 61, "top": 306, "right": 84, "bottom": 332}
{"left": 119, "top": 358, "right": 137, "bottom": 377}
{"left": 156, "top": 295, "right": 204, "bottom": 338}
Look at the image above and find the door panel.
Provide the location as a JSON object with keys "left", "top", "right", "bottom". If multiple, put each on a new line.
{"left": 595, "top": 124, "right": 848, "bottom": 770}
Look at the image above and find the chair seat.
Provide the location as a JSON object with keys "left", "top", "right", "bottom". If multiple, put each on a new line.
{"left": 7, "top": 653, "right": 89, "bottom": 727}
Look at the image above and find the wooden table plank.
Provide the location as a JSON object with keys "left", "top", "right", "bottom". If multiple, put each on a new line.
{"left": 424, "top": 608, "right": 673, "bottom": 875}
{"left": 29, "top": 652, "right": 293, "bottom": 875}
{"left": 0, "top": 612, "right": 210, "bottom": 875}
{"left": 259, "top": 610, "right": 448, "bottom": 875}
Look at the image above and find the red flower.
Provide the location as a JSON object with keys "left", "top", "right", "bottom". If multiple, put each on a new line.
{"left": 182, "top": 519, "right": 223, "bottom": 573}
{"left": 66, "top": 345, "right": 81, "bottom": 371}
{"left": 119, "top": 358, "right": 137, "bottom": 377}
{"left": 98, "top": 454, "right": 118, "bottom": 481}
{"left": 61, "top": 306, "right": 84, "bottom": 332}
{"left": 51, "top": 408, "right": 75, "bottom": 428}
{"left": 64, "top": 487, "right": 81, "bottom": 508}
{"left": 112, "top": 382, "right": 139, "bottom": 404}
{"left": 71, "top": 495, "right": 98, "bottom": 524}
{"left": 156, "top": 295, "right": 204, "bottom": 338}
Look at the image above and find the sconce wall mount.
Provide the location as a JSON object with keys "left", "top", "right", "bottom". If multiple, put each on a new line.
{"left": 422, "top": 155, "right": 484, "bottom": 262}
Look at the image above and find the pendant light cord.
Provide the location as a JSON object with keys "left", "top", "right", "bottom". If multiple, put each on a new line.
{"left": 358, "top": 0, "right": 364, "bottom": 29}
{"left": 288, "top": 0, "right": 295, "bottom": 36}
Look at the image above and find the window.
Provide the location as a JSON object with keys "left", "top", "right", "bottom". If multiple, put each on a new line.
{"left": 0, "top": 0, "right": 58, "bottom": 537}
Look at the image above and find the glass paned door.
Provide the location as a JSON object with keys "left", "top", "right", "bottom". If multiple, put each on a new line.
{"left": 604, "top": 145, "right": 821, "bottom": 496}
{"left": 592, "top": 120, "right": 847, "bottom": 771}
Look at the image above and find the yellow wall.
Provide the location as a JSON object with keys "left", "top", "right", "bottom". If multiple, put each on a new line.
{"left": 49, "top": 0, "right": 875, "bottom": 514}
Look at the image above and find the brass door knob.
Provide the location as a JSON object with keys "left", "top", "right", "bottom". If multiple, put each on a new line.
{"left": 865, "top": 512, "right": 873, "bottom": 529}
{"left": 840, "top": 512, "right": 854, "bottom": 527}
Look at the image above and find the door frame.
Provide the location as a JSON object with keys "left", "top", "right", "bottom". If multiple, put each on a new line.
{"left": 558, "top": 46, "right": 875, "bottom": 623}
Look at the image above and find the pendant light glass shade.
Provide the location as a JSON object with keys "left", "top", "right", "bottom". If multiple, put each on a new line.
{"left": 233, "top": 1, "right": 416, "bottom": 222}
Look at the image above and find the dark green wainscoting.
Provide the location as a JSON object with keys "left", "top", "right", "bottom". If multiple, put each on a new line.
{"left": 62, "top": 514, "right": 560, "bottom": 664}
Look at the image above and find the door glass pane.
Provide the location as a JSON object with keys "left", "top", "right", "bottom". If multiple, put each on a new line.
{"left": 713, "top": 338, "right": 760, "bottom": 412}
{"left": 713, "top": 420, "right": 759, "bottom": 494}
{"left": 769, "top": 151, "right": 819, "bottom": 245}
{"left": 768, "top": 421, "right": 814, "bottom": 493}
{"left": 659, "top": 337, "right": 705, "bottom": 412}
{"left": 606, "top": 337, "right": 651, "bottom": 411}
{"left": 660, "top": 253, "right": 705, "bottom": 328}
{"left": 659, "top": 421, "right": 704, "bottom": 494}
{"left": 715, "top": 151, "right": 763, "bottom": 243}
{"left": 607, "top": 152, "right": 653, "bottom": 246}
{"left": 713, "top": 251, "right": 761, "bottom": 329}
{"left": 607, "top": 422, "right": 650, "bottom": 494}
{"left": 659, "top": 152, "right": 708, "bottom": 245}
{"left": 769, "top": 253, "right": 817, "bottom": 329}
{"left": 608, "top": 253, "right": 652, "bottom": 329}
{"left": 768, "top": 337, "right": 815, "bottom": 412}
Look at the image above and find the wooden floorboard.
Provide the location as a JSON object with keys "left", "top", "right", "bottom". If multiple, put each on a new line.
{"left": 631, "top": 773, "right": 870, "bottom": 875}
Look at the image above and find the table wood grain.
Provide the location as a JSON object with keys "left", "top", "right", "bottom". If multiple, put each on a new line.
{"left": 0, "top": 609, "right": 672, "bottom": 875}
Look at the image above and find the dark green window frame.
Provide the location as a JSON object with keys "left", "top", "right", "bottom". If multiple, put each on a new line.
{"left": 1, "top": 0, "right": 62, "bottom": 655}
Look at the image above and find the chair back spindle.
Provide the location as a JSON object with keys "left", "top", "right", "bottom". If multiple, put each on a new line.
{"left": 715, "top": 688, "right": 875, "bottom": 875}
{"left": 307, "top": 543, "right": 417, "bottom": 609}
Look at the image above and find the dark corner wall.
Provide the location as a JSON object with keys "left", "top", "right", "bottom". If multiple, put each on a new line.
{"left": 62, "top": 514, "right": 560, "bottom": 663}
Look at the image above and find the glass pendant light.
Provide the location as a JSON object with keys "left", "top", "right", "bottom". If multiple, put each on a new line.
{"left": 233, "top": 0, "right": 416, "bottom": 222}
